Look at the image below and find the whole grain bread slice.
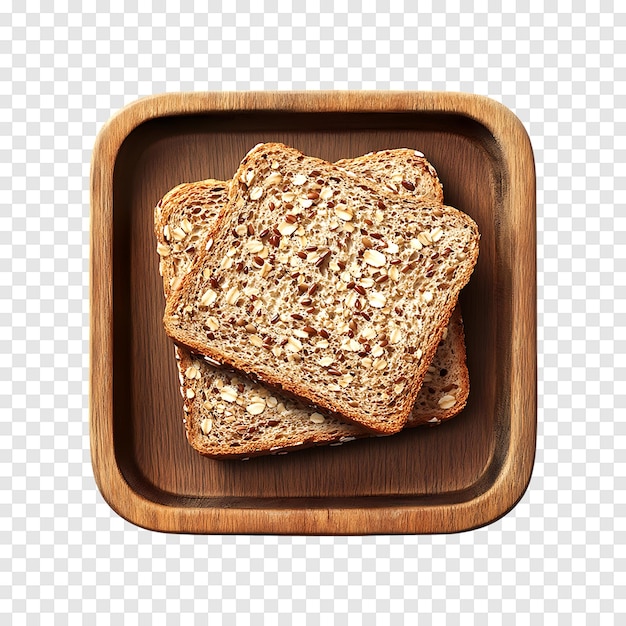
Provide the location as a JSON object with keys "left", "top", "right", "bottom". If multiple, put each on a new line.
{"left": 335, "top": 148, "right": 444, "bottom": 204}
{"left": 155, "top": 178, "right": 230, "bottom": 294}
{"left": 156, "top": 149, "right": 469, "bottom": 458}
{"left": 163, "top": 143, "right": 479, "bottom": 434}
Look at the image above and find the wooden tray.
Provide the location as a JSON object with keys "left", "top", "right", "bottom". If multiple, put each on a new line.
{"left": 90, "top": 92, "right": 536, "bottom": 534}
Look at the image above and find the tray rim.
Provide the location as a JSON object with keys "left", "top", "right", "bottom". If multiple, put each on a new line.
{"left": 90, "top": 91, "right": 536, "bottom": 535}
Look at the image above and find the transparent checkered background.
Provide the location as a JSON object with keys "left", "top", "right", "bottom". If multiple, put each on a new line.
{"left": 2, "top": 2, "right": 624, "bottom": 624}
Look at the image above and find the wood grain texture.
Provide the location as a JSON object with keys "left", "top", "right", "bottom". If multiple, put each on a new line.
{"left": 90, "top": 92, "right": 536, "bottom": 534}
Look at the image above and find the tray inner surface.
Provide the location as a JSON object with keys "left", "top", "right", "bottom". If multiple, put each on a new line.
{"left": 111, "top": 112, "right": 507, "bottom": 508}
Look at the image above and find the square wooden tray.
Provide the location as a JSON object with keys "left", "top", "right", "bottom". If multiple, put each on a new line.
{"left": 90, "top": 92, "right": 536, "bottom": 534}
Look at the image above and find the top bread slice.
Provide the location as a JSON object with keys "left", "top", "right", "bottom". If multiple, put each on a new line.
{"left": 155, "top": 149, "right": 469, "bottom": 458}
{"left": 163, "top": 143, "right": 480, "bottom": 434}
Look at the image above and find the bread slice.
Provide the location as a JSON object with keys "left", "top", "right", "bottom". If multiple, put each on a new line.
{"left": 163, "top": 143, "right": 479, "bottom": 434}
{"left": 155, "top": 179, "right": 229, "bottom": 295}
{"left": 156, "top": 149, "right": 469, "bottom": 458}
{"left": 335, "top": 148, "right": 444, "bottom": 205}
